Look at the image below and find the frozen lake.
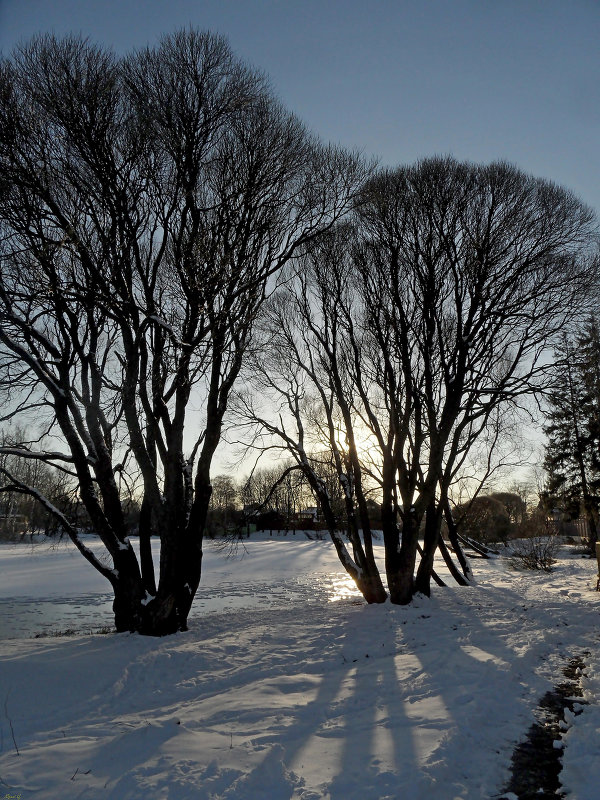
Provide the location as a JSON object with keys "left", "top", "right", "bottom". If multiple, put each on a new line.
{"left": 0, "top": 535, "right": 363, "bottom": 639}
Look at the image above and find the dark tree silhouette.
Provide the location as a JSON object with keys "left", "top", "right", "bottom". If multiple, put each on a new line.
{"left": 239, "top": 157, "right": 598, "bottom": 605}
{"left": 354, "top": 158, "right": 597, "bottom": 602}
{"left": 0, "top": 31, "right": 367, "bottom": 634}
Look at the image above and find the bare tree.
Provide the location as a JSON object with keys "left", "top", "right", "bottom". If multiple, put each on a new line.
{"left": 238, "top": 157, "right": 598, "bottom": 607}
{"left": 238, "top": 462, "right": 314, "bottom": 529}
{"left": 353, "top": 157, "right": 598, "bottom": 601}
{"left": 0, "top": 427, "right": 74, "bottom": 538}
{"left": 0, "top": 31, "right": 367, "bottom": 633}
{"left": 206, "top": 474, "right": 238, "bottom": 534}
{"left": 234, "top": 227, "right": 388, "bottom": 603}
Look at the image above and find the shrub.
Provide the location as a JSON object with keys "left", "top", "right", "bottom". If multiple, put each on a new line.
{"left": 509, "top": 536, "right": 560, "bottom": 571}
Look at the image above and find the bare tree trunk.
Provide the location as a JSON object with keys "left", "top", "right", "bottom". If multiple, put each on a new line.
{"left": 384, "top": 503, "right": 419, "bottom": 605}
{"left": 138, "top": 495, "right": 157, "bottom": 596}
{"left": 311, "top": 474, "right": 387, "bottom": 604}
{"left": 442, "top": 496, "right": 474, "bottom": 580}
{"left": 112, "top": 571, "right": 146, "bottom": 633}
{"left": 414, "top": 501, "right": 440, "bottom": 596}
{"left": 437, "top": 535, "right": 470, "bottom": 587}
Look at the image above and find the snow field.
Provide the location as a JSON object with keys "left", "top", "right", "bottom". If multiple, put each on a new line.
{"left": 0, "top": 537, "right": 599, "bottom": 799}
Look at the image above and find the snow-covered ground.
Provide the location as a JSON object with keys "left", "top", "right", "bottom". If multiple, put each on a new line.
{"left": 0, "top": 535, "right": 599, "bottom": 799}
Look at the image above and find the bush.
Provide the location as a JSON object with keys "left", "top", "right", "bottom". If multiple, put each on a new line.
{"left": 508, "top": 536, "right": 560, "bottom": 572}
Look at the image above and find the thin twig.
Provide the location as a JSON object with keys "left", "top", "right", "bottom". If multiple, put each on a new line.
{"left": 4, "top": 694, "right": 19, "bottom": 756}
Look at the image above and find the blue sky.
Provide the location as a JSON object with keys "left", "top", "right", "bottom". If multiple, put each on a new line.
{"left": 1, "top": 0, "right": 599, "bottom": 214}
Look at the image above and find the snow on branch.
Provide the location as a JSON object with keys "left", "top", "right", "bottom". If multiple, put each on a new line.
{"left": 146, "top": 315, "right": 187, "bottom": 347}
{"left": 0, "top": 446, "right": 93, "bottom": 467}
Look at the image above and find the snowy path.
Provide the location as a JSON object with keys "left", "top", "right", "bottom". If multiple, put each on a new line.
{"left": 0, "top": 538, "right": 599, "bottom": 799}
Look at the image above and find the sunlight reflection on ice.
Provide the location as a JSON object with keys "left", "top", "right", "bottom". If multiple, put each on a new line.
{"left": 0, "top": 553, "right": 368, "bottom": 638}
{"left": 327, "top": 573, "right": 363, "bottom": 603}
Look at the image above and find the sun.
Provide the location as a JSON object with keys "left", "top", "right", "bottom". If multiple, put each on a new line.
{"left": 332, "top": 420, "right": 380, "bottom": 467}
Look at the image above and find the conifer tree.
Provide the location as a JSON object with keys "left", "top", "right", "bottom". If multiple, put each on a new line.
{"left": 544, "top": 325, "right": 599, "bottom": 547}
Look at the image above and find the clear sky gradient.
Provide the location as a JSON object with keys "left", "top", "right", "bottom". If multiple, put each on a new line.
{"left": 1, "top": 0, "right": 599, "bottom": 215}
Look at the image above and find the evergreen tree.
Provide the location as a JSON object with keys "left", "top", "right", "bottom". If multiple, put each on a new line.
{"left": 544, "top": 324, "right": 599, "bottom": 547}
{"left": 578, "top": 318, "right": 600, "bottom": 480}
